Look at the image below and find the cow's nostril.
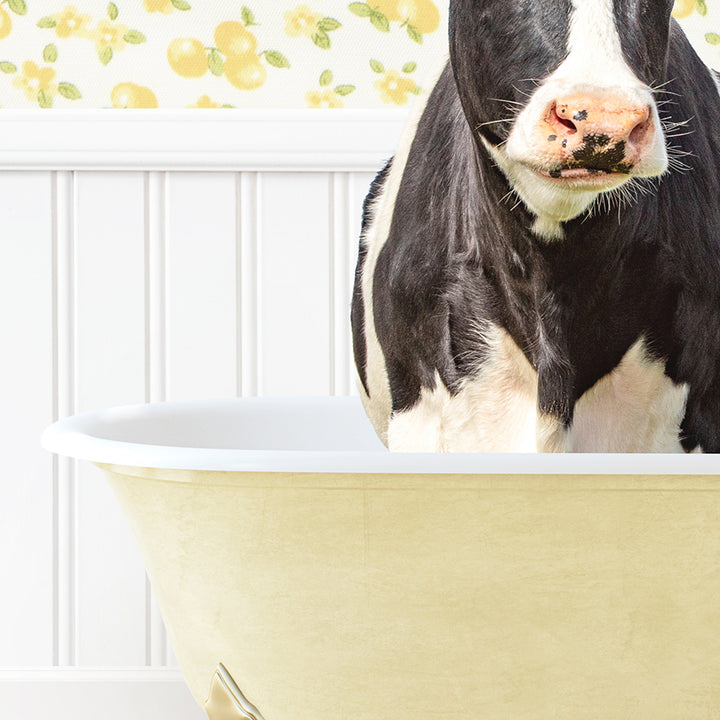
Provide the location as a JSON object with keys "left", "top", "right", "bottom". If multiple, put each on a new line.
{"left": 550, "top": 104, "right": 578, "bottom": 135}
{"left": 628, "top": 111, "right": 652, "bottom": 148}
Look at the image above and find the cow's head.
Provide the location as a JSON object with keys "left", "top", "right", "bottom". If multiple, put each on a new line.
{"left": 450, "top": 0, "right": 674, "bottom": 238}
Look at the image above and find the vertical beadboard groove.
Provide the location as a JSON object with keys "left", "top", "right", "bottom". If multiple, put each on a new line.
{"left": 144, "top": 171, "right": 169, "bottom": 667}
{"left": 238, "top": 172, "right": 261, "bottom": 396}
{"left": 54, "top": 170, "right": 78, "bottom": 667}
{"left": 328, "top": 175, "right": 336, "bottom": 396}
{"left": 330, "top": 172, "right": 353, "bottom": 396}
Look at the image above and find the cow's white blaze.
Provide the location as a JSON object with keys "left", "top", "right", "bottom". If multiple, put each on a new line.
{"left": 490, "top": 0, "right": 669, "bottom": 238}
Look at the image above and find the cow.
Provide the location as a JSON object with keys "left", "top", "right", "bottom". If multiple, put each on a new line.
{"left": 351, "top": 0, "right": 720, "bottom": 453}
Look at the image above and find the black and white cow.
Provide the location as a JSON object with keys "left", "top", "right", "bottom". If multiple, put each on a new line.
{"left": 351, "top": 0, "right": 720, "bottom": 453}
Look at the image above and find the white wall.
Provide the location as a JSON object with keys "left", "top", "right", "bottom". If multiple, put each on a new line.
{"left": 0, "top": 109, "right": 405, "bottom": 719}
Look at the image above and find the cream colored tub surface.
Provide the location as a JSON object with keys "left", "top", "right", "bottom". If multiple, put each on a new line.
{"left": 42, "top": 397, "right": 720, "bottom": 720}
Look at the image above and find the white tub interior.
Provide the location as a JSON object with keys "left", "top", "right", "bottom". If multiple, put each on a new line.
{"left": 41, "top": 395, "right": 720, "bottom": 475}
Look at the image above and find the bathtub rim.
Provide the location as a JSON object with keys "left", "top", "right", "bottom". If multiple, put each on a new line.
{"left": 40, "top": 395, "right": 720, "bottom": 475}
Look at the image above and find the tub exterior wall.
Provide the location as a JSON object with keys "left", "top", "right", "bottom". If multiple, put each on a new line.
{"left": 103, "top": 464, "right": 720, "bottom": 720}
{"left": 0, "top": 110, "right": 401, "bottom": 718}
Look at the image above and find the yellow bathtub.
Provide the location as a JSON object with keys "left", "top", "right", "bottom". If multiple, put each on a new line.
{"left": 42, "top": 396, "right": 720, "bottom": 720}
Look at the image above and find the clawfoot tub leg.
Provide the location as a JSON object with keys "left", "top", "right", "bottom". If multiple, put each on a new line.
{"left": 204, "top": 664, "right": 267, "bottom": 720}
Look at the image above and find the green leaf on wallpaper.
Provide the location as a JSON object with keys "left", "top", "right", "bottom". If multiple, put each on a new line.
{"left": 410, "top": 85, "right": 422, "bottom": 95}
{"left": 696, "top": 0, "right": 708, "bottom": 16}
{"left": 38, "top": 90, "right": 52, "bottom": 108}
{"left": 706, "top": 33, "right": 720, "bottom": 45}
{"left": 349, "top": 3, "right": 373, "bottom": 18}
{"left": 318, "top": 18, "right": 341, "bottom": 32}
{"left": 0, "top": 62, "right": 17, "bottom": 74}
{"left": 37, "top": 17, "right": 57, "bottom": 28}
{"left": 7, "top": 0, "right": 27, "bottom": 16}
{"left": 370, "top": 12, "right": 390, "bottom": 32}
{"left": 43, "top": 44, "right": 58, "bottom": 63}
{"left": 208, "top": 49, "right": 224, "bottom": 76}
{"left": 58, "top": 82, "right": 82, "bottom": 100}
{"left": 369, "top": 59, "right": 385, "bottom": 74}
{"left": 334, "top": 85, "right": 355, "bottom": 96}
{"left": 98, "top": 46, "right": 113, "bottom": 65}
{"left": 264, "top": 51, "right": 290, "bottom": 69}
{"left": 107, "top": 3, "right": 119, "bottom": 20}
{"left": 402, "top": 62, "right": 417, "bottom": 73}
{"left": 124, "top": 30, "right": 146, "bottom": 44}
{"left": 171, "top": 0, "right": 192, "bottom": 9}
{"left": 312, "top": 30, "right": 331, "bottom": 49}
{"left": 407, "top": 24, "right": 423, "bottom": 43}
{"left": 241, "top": 6, "right": 256, "bottom": 26}
{"left": 319, "top": 70, "right": 333, "bottom": 86}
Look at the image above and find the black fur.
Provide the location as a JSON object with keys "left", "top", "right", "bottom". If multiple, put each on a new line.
{"left": 352, "top": 159, "right": 393, "bottom": 396}
{"left": 352, "top": 2, "right": 720, "bottom": 451}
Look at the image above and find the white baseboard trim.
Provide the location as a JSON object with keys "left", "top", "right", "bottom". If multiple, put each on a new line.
{"left": 0, "top": 668, "right": 205, "bottom": 720}
{"left": 0, "top": 109, "right": 409, "bottom": 171}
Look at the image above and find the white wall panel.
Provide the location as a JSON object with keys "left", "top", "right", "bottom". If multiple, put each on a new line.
{"left": 74, "top": 172, "right": 148, "bottom": 667}
{"left": 0, "top": 172, "right": 54, "bottom": 666}
{"left": 0, "top": 112, "right": 400, "bottom": 718}
{"left": 165, "top": 173, "right": 238, "bottom": 401}
{"left": 258, "top": 172, "right": 333, "bottom": 396}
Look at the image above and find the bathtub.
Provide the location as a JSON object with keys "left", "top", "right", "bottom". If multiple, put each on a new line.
{"left": 42, "top": 396, "right": 720, "bottom": 720}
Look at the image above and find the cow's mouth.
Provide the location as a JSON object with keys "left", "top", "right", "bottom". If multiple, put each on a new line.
{"left": 536, "top": 167, "right": 623, "bottom": 180}
{"left": 531, "top": 165, "right": 633, "bottom": 187}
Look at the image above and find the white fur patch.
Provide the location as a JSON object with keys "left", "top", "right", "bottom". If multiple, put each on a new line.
{"left": 388, "top": 327, "right": 538, "bottom": 452}
{"left": 387, "top": 331, "right": 688, "bottom": 453}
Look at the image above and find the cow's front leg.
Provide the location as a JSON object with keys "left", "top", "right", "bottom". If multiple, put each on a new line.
{"left": 536, "top": 411, "right": 572, "bottom": 452}
{"left": 536, "top": 368, "right": 575, "bottom": 453}
{"left": 386, "top": 381, "right": 449, "bottom": 452}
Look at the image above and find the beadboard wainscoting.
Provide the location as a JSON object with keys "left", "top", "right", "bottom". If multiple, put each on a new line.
{"left": 0, "top": 109, "right": 406, "bottom": 720}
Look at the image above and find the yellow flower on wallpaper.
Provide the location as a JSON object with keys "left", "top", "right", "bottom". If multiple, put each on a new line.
{"left": 306, "top": 88, "right": 343, "bottom": 108}
{"left": 38, "top": 4, "right": 147, "bottom": 66}
{"left": 111, "top": 82, "right": 158, "bottom": 108}
{"left": 54, "top": 6, "right": 92, "bottom": 38}
{"left": 93, "top": 18, "right": 128, "bottom": 54}
{"left": 305, "top": 69, "right": 354, "bottom": 107}
{"left": 13, "top": 61, "right": 58, "bottom": 103}
{"left": 374, "top": 68, "right": 418, "bottom": 105}
{"left": 284, "top": 5, "right": 321, "bottom": 37}
{"left": 284, "top": 5, "right": 341, "bottom": 49}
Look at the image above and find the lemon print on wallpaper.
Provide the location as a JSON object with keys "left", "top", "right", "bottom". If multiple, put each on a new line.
{"left": 672, "top": 0, "right": 707, "bottom": 18}
{"left": 349, "top": 0, "right": 440, "bottom": 43}
{"left": 167, "top": 7, "right": 289, "bottom": 91}
{"left": 0, "top": 0, "right": 26, "bottom": 40}
{"left": 144, "top": 0, "right": 191, "bottom": 13}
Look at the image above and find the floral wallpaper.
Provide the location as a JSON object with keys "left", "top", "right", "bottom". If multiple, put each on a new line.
{"left": 0, "top": 1, "right": 716, "bottom": 109}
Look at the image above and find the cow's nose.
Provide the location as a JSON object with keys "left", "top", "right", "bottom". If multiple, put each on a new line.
{"left": 546, "top": 93, "right": 654, "bottom": 168}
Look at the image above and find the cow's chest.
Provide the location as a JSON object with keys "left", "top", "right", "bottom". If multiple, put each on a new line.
{"left": 386, "top": 326, "right": 688, "bottom": 452}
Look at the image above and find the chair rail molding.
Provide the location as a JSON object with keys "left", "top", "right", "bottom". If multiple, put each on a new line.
{"left": 0, "top": 109, "right": 409, "bottom": 171}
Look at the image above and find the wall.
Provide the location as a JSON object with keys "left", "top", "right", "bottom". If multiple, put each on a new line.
{"left": 0, "top": 109, "right": 405, "bottom": 719}
{"left": 2, "top": 1, "right": 720, "bottom": 718}
{"left": 0, "top": 1, "right": 716, "bottom": 108}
